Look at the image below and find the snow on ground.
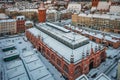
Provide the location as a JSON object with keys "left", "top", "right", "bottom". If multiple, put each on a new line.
{"left": 87, "top": 47, "right": 120, "bottom": 80}
{"left": 0, "top": 31, "right": 119, "bottom": 80}
{"left": 0, "top": 35, "right": 64, "bottom": 80}
{"left": 106, "top": 47, "right": 120, "bottom": 58}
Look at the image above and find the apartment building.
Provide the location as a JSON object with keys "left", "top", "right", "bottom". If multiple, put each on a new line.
{"left": 72, "top": 13, "right": 120, "bottom": 33}
{"left": 0, "top": 19, "right": 16, "bottom": 36}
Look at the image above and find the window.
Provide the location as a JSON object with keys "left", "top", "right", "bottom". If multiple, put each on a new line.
{"left": 57, "top": 59, "right": 61, "bottom": 67}
{"left": 51, "top": 54, "right": 55, "bottom": 61}
{"left": 74, "top": 66, "right": 81, "bottom": 75}
{"left": 63, "top": 64, "right": 69, "bottom": 73}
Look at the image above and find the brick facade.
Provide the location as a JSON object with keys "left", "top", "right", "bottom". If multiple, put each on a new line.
{"left": 25, "top": 30, "right": 106, "bottom": 80}
{"left": 65, "top": 26, "right": 120, "bottom": 49}
{"left": 38, "top": 2, "right": 46, "bottom": 23}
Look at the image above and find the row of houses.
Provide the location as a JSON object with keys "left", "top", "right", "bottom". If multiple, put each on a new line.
{"left": 65, "top": 25, "right": 120, "bottom": 48}
{"left": 0, "top": 14, "right": 33, "bottom": 36}
{"left": 72, "top": 13, "right": 120, "bottom": 33}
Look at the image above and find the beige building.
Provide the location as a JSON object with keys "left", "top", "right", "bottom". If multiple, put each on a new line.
{"left": 0, "top": 19, "right": 16, "bottom": 36}
{"left": 72, "top": 13, "right": 120, "bottom": 33}
{"left": 5, "top": 8, "right": 38, "bottom": 19}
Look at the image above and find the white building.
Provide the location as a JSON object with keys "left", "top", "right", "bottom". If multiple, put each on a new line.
{"left": 109, "top": 6, "right": 120, "bottom": 15}
{"left": 67, "top": 3, "right": 82, "bottom": 13}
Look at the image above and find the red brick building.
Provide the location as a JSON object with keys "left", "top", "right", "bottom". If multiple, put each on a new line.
{"left": 65, "top": 26, "right": 120, "bottom": 49}
{"left": 38, "top": 2, "right": 46, "bottom": 23}
{"left": 25, "top": 23, "right": 106, "bottom": 80}
{"left": 16, "top": 16, "right": 25, "bottom": 33}
{"left": 92, "top": 0, "right": 99, "bottom": 7}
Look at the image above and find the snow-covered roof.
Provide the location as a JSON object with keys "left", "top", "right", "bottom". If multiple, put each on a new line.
{"left": 0, "top": 36, "right": 54, "bottom": 80}
{"left": 4, "top": 60, "right": 29, "bottom": 80}
{"left": 119, "top": 60, "right": 120, "bottom": 63}
{"left": 97, "top": 1, "right": 110, "bottom": 10}
{"left": 6, "top": 60, "right": 22, "bottom": 70}
{"left": 0, "top": 19, "right": 16, "bottom": 23}
{"left": 78, "top": 13, "right": 120, "bottom": 20}
{"left": 110, "top": 0, "right": 120, "bottom": 2}
{"left": 4, "top": 50, "right": 18, "bottom": 57}
{"left": 67, "top": 3, "right": 81, "bottom": 13}
{"left": 46, "top": 9, "right": 57, "bottom": 13}
{"left": 60, "top": 10, "right": 68, "bottom": 13}
{"left": 6, "top": 8, "right": 19, "bottom": 12}
{"left": 46, "top": 22, "right": 70, "bottom": 32}
{"left": 94, "top": 73, "right": 111, "bottom": 80}
{"left": 25, "top": 21, "right": 34, "bottom": 26}
{"left": 110, "top": 6, "right": 120, "bottom": 14}
{"left": 0, "top": 13, "right": 9, "bottom": 19}
{"left": 76, "top": 74, "right": 89, "bottom": 80}
{"left": 44, "top": 0, "right": 51, "bottom": 4}
{"left": 36, "top": 23, "right": 89, "bottom": 49}
{"left": 91, "top": 7, "right": 97, "bottom": 12}
{"left": 19, "top": 9, "right": 38, "bottom": 13}
{"left": 82, "top": 30, "right": 119, "bottom": 43}
{"left": 21, "top": 51, "right": 55, "bottom": 80}
{"left": 24, "top": 54, "right": 39, "bottom": 63}
{"left": 66, "top": 25, "right": 120, "bottom": 43}
{"left": 28, "top": 27, "right": 102, "bottom": 63}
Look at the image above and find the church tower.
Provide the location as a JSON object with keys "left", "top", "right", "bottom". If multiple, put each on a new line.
{"left": 92, "top": 0, "right": 99, "bottom": 7}
{"left": 38, "top": 1, "right": 46, "bottom": 23}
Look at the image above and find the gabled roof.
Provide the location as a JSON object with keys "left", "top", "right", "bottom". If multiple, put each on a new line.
{"left": 76, "top": 74, "right": 89, "bottom": 80}
{"left": 94, "top": 73, "right": 111, "bottom": 80}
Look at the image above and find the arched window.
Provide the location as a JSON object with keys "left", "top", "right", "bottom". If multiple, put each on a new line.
{"left": 47, "top": 50, "right": 50, "bottom": 57}
{"left": 57, "top": 59, "right": 61, "bottom": 67}
{"left": 74, "top": 66, "right": 81, "bottom": 75}
{"left": 51, "top": 54, "right": 55, "bottom": 61}
{"left": 63, "top": 64, "right": 69, "bottom": 73}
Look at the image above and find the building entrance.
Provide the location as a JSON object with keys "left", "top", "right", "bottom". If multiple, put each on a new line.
{"left": 89, "top": 60, "right": 94, "bottom": 70}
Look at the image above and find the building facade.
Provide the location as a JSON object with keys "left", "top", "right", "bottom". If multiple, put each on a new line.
{"left": 38, "top": 2, "right": 46, "bottom": 23}
{"left": 0, "top": 19, "right": 16, "bottom": 36}
{"left": 65, "top": 25, "right": 120, "bottom": 49}
{"left": 25, "top": 25, "right": 106, "bottom": 80}
{"left": 72, "top": 13, "right": 120, "bottom": 33}
{"left": 16, "top": 16, "right": 25, "bottom": 33}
